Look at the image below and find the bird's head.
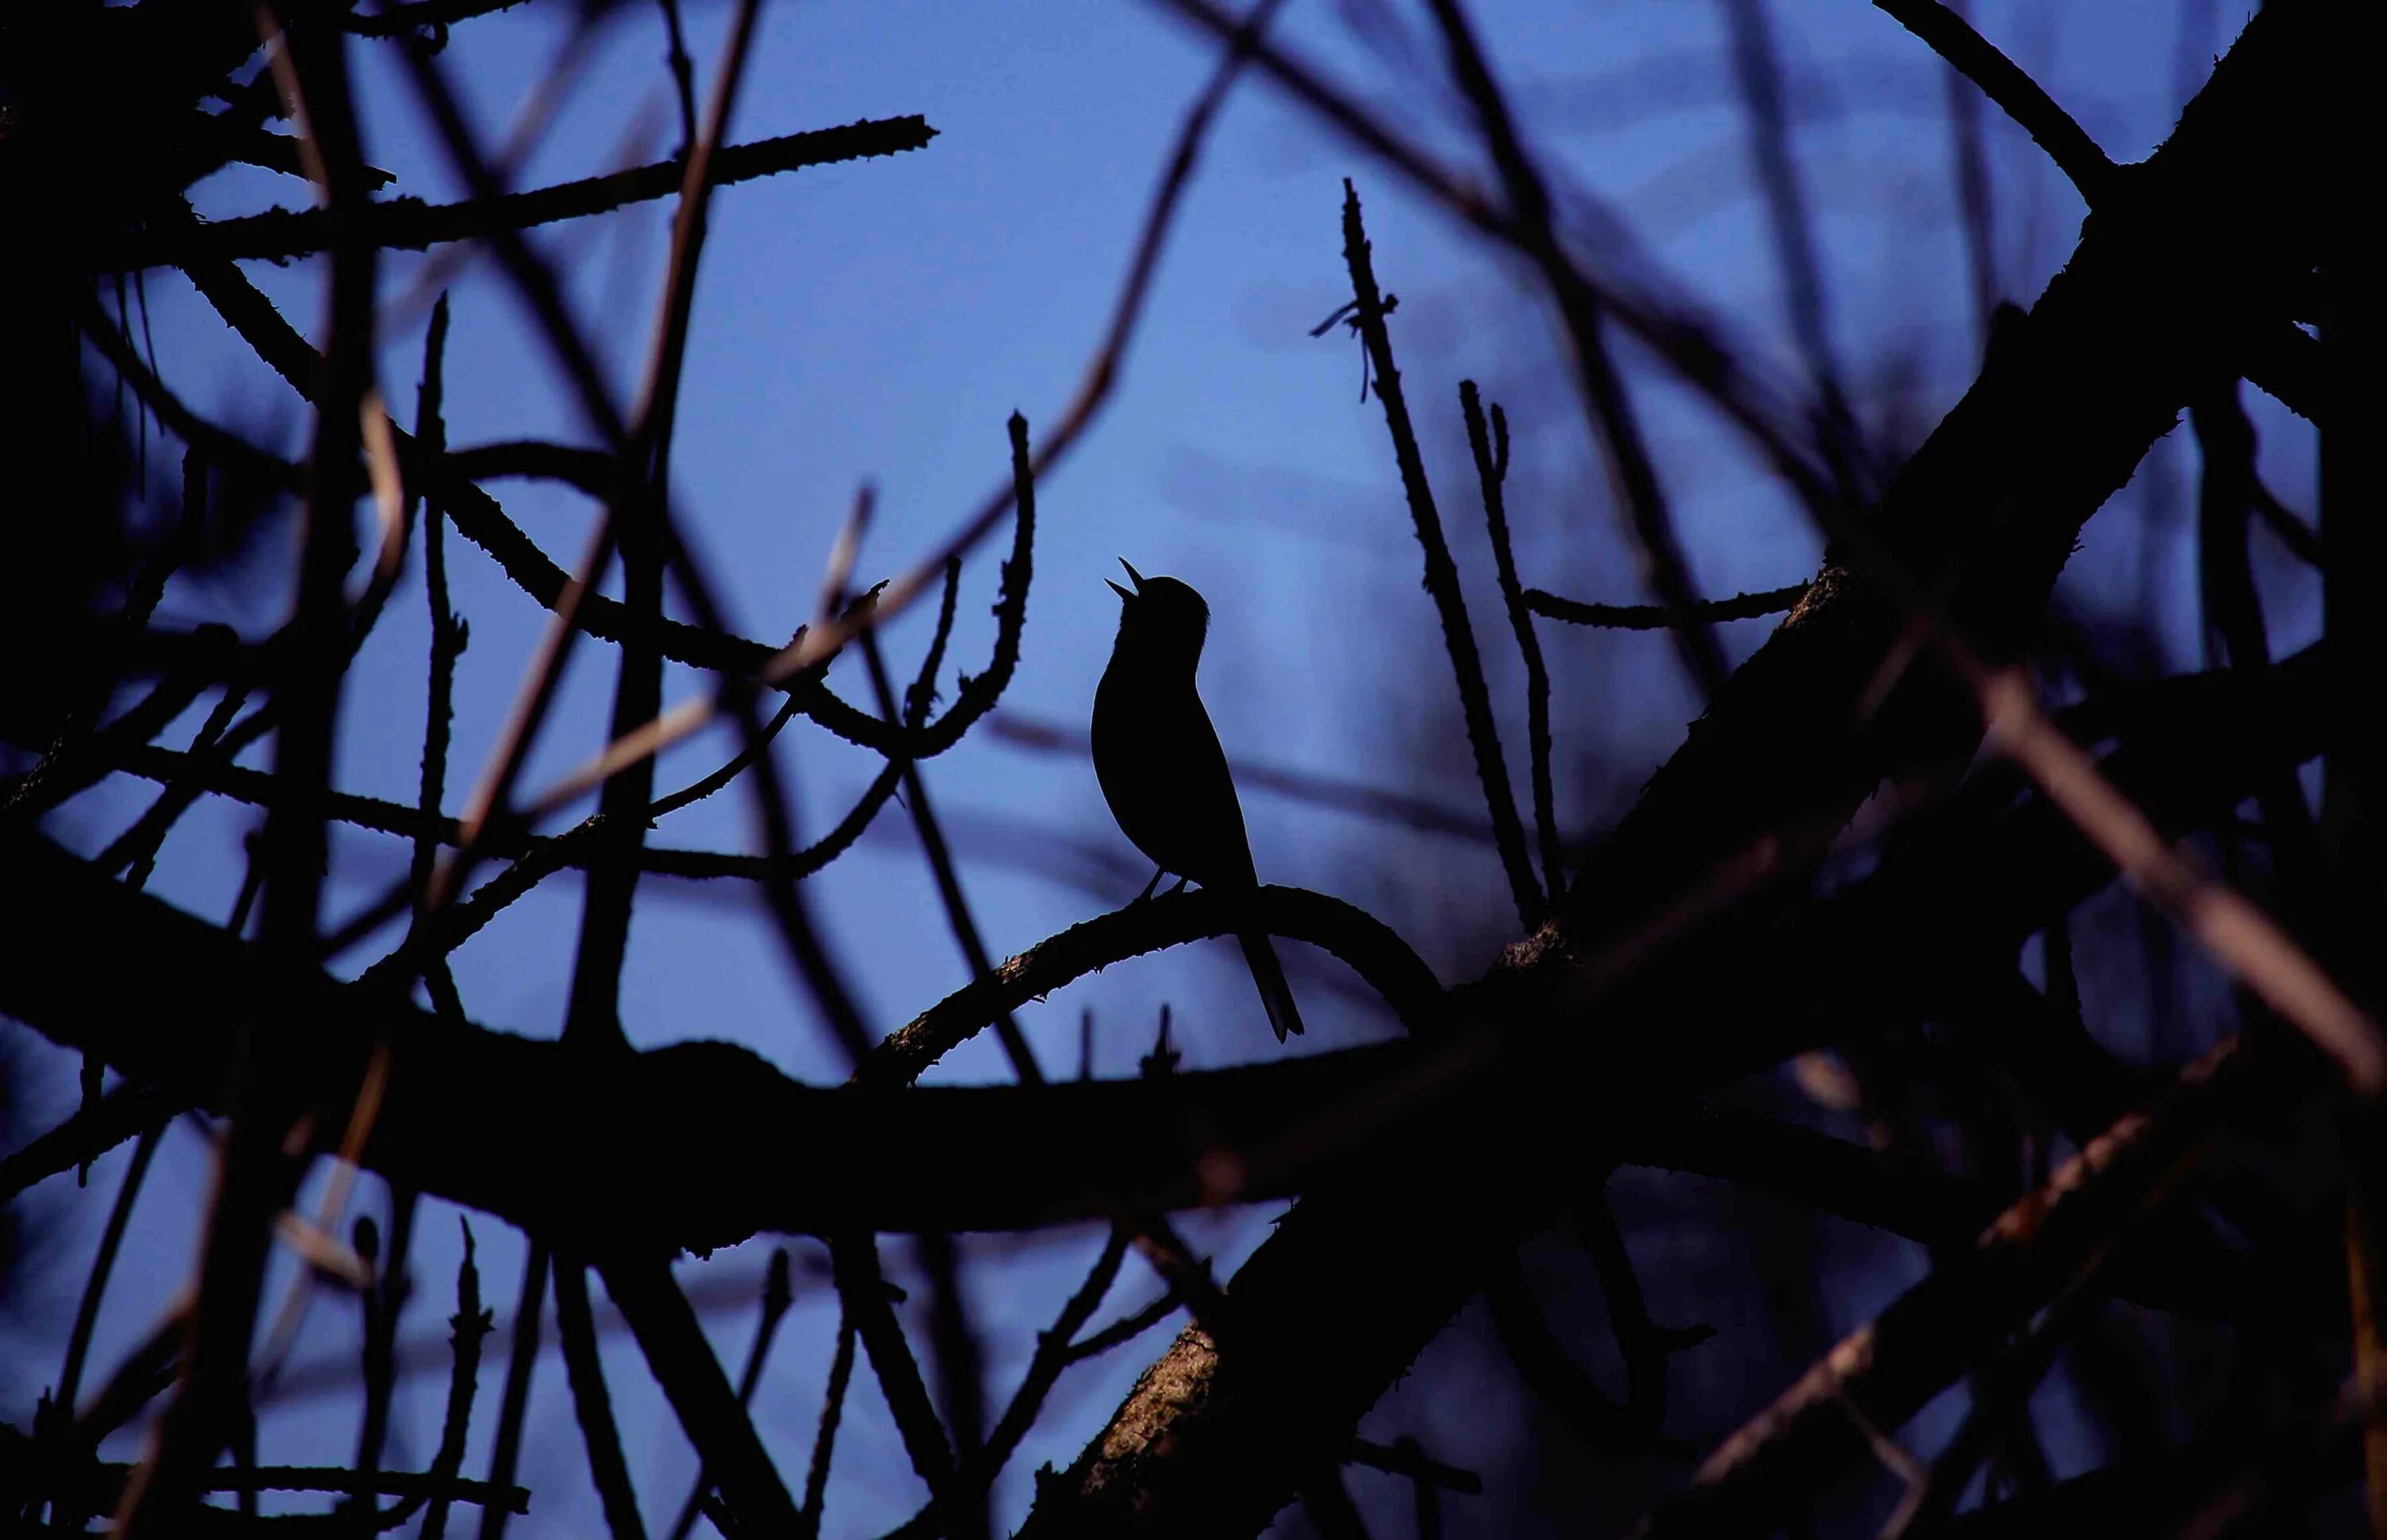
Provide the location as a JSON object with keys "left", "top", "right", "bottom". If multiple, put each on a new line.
{"left": 1107, "top": 559, "right": 1210, "bottom": 671}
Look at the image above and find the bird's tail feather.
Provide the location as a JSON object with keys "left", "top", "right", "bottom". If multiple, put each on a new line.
{"left": 1239, "top": 932, "right": 1305, "bottom": 1041}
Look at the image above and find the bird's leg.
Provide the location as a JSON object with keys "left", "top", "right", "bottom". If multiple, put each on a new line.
{"left": 1133, "top": 866, "right": 1169, "bottom": 905}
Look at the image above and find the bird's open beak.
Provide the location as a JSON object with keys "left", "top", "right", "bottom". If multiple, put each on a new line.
{"left": 1107, "top": 558, "right": 1144, "bottom": 602}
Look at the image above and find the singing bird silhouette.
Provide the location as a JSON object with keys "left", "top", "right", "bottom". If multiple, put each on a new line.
{"left": 1093, "top": 560, "right": 1306, "bottom": 1041}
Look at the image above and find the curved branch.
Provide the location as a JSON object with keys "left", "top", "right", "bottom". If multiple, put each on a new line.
{"left": 445, "top": 438, "right": 617, "bottom": 496}
{"left": 6, "top": 829, "right": 1456, "bottom": 1246}
{"left": 750, "top": 412, "right": 1037, "bottom": 759}
{"left": 89, "top": 740, "right": 904, "bottom": 888}
{"left": 1869, "top": 0, "right": 2116, "bottom": 201}
{"left": 856, "top": 885, "right": 1447, "bottom": 1087}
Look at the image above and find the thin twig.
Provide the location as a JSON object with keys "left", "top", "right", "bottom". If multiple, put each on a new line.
{"left": 1720, "top": 0, "right": 1868, "bottom": 500}
{"left": 798, "top": 1312, "right": 857, "bottom": 1539}
{"left": 1340, "top": 181, "right": 1540, "bottom": 929}
{"left": 665, "top": 1250, "right": 794, "bottom": 1540}
{"left": 831, "top": 1235, "right": 956, "bottom": 1495}
{"left": 599, "top": 1254, "right": 804, "bottom": 1538}
{"left": 859, "top": 628, "right": 1043, "bottom": 1082}
{"left": 100, "top": 117, "right": 938, "bottom": 271}
{"left": 1462, "top": 385, "right": 1564, "bottom": 897}
{"left": 0, "top": 1086, "right": 172, "bottom": 1204}
{"left": 1154, "top": 0, "right": 1843, "bottom": 519}
{"left": 55, "top": 1126, "right": 166, "bottom": 1418}
{"left": 1345, "top": 1437, "right": 1482, "bottom": 1495}
{"left": 555, "top": 1259, "right": 648, "bottom": 1539}
{"left": 476, "top": 1244, "right": 546, "bottom": 1540}
{"left": 411, "top": 1219, "right": 496, "bottom": 1540}
{"left": 1422, "top": 0, "right": 1727, "bottom": 697}
{"left": 1871, "top": 0, "right": 2117, "bottom": 200}
{"left": 654, "top": 0, "right": 698, "bottom": 154}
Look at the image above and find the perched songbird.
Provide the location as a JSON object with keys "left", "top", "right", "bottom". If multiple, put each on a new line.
{"left": 1093, "top": 560, "right": 1306, "bottom": 1041}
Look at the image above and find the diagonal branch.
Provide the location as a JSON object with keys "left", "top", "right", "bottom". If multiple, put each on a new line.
{"left": 1422, "top": 0, "right": 1727, "bottom": 698}
{"left": 97, "top": 117, "right": 937, "bottom": 272}
{"left": 1870, "top": 0, "right": 2117, "bottom": 201}
{"left": 1341, "top": 182, "right": 1541, "bottom": 928}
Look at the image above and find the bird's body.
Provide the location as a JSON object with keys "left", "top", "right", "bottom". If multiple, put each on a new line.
{"left": 1093, "top": 565, "right": 1305, "bottom": 1040}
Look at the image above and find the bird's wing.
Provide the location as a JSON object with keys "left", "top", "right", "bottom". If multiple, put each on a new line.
{"left": 1092, "top": 667, "right": 1259, "bottom": 889}
{"left": 1172, "top": 695, "right": 1258, "bottom": 889}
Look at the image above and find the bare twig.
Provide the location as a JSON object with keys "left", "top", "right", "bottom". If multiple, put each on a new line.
{"left": 1871, "top": 0, "right": 2117, "bottom": 200}
{"left": 1720, "top": 0, "right": 1869, "bottom": 500}
{"left": 0, "top": 1086, "right": 171, "bottom": 1204}
{"left": 476, "top": 1246, "right": 547, "bottom": 1540}
{"left": 859, "top": 626, "right": 1043, "bottom": 1082}
{"left": 599, "top": 1254, "right": 804, "bottom": 1539}
{"left": 1462, "top": 384, "right": 1563, "bottom": 897}
{"left": 1423, "top": 0, "right": 1726, "bottom": 696}
{"left": 554, "top": 1260, "right": 647, "bottom": 1539}
{"left": 1340, "top": 181, "right": 1540, "bottom": 929}
{"left": 798, "top": 1312, "right": 859, "bottom": 1539}
{"left": 55, "top": 1126, "right": 166, "bottom": 1420}
{"left": 831, "top": 1235, "right": 956, "bottom": 1496}
{"left": 1345, "top": 1437, "right": 1482, "bottom": 1495}
{"left": 108, "top": 116, "right": 937, "bottom": 272}
{"left": 664, "top": 1250, "right": 794, "bottom": 1540}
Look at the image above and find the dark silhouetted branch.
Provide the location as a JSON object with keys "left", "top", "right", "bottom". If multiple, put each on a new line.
{"left": 403, "top": 1221, "right": 498, "bottom": 1538}
{"left": 103, "top": 117, "right": 937, "bottom": 272}
{"left": 600, "top": 1254, "right": 804, "bottom": 1540}
{"left": 0, "top": 1086, "right": 170, "bottom": 1204}
{"left": 1462, "top": 383, "right": 1563, "bottom": 896}
{"left": 832, "top": 1235, "right": 956, "bottom": 1498}
{"left": 1155, "top": 0, "right": 1842, "bottom": 519}
{"left": 347, "top": 0, "right": 532, "bottom": 39}
{"left": 1340, "top": 181, "right": 1540, "bottom": 928}
{"left": 859, "top": 883, "right": 1445, "bottom": 1086}
{"left": 477, "top": 1246, "right": 546, "bottom": 1540}
{"left": 1344, "top": 1438, "right": 1482, "bottom": 1495}
{"left": 1421, "top": 0, "right": 1727, "bottom": 696}
{"left": 798, "top": 1312, "right": 859, "bottom": 1539}
{"left": 554, "top": 1260, "right": 646, "bottom": 1539}
{"left": 1523, "top": 582, "right": 1809, "bottom": 629}
{"left": 1721, "top": 0, "right": 1869, "bottom": 500}
{"left": 1871, "top": 0, "right": 2117, "bottom": 201}
{"left": 665, "top": 1250, "right": 793, "bottom": 1540}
